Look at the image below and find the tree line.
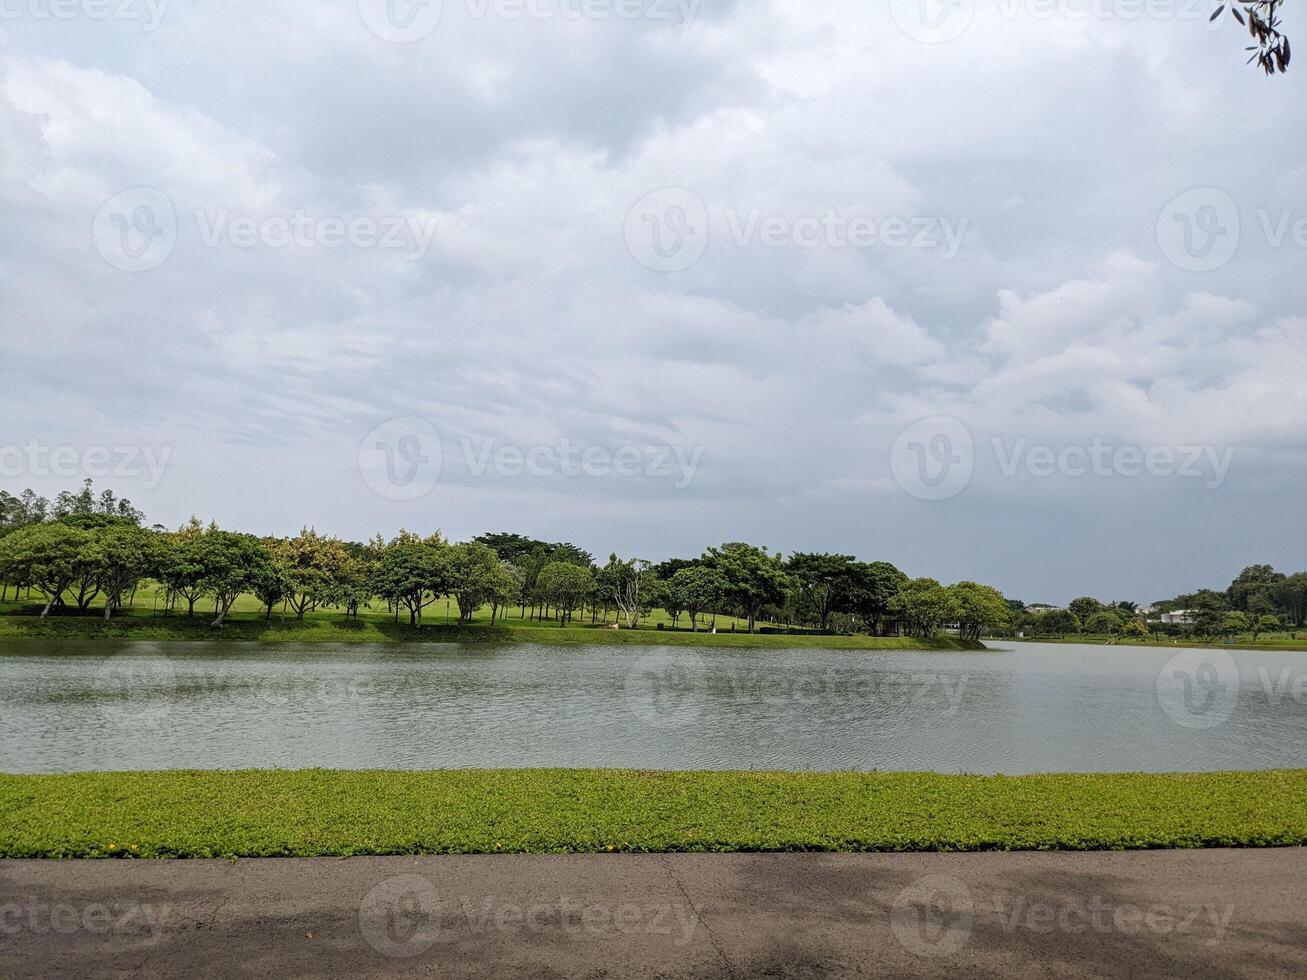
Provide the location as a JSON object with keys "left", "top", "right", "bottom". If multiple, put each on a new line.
{"left": 1016, "top": 564, "right": 1307, "bottom": 640}
{"left": 0, "top": 482, "right": 1014, "bottom": 638}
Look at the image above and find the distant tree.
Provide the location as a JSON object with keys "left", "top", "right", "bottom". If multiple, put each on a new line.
{"left": 847, "top": 561, "right": 908, "bottom": 635}
{"left": 191, "top": 532, "right": 272, "bottom": 627}
{"left": 489, "top": 561, "right": 523, "bottom": 625}
{"left": 1251, "top": 613, "right": 1280, "bottom": 643}
{"left": 535, "top": 561, "right": 593, "bottom": 626}
{"left": 1068, "top": 596, "right": 1103, "bottom": 623}
{"left": 666, "top": 566, "right": 724, "bottom": 632}
{"left": 1084, "top": 610, "right": 1124, "bottom": 636}
{"left": 446, "top": 542, "right": 505, "bottom": 624}
{"left": 891, "top": 578, "right": 959, "bottom": 639}
{"left": 1123, "top": 618, "right": 1149, "bottom": 638}
{"left": 276, "top": 528, "right": 351, "bottom": 620}
{"left": 1227, "top": 564, "right": 1285, "bottom": 610}
{"left": 371, "top": 541, "right": 453, "bottom": 626}
{"left": 87, "top": 524, "right": 161, "bottom": 619}
{"left": 0, "top": 522, "right": 92, "bottom": 618}
{"left": 949, "top": 581, "right": 1013, "bottom": 640}
{"left": 1188, "top": 590, "right": 1231, "bottom": 638}
{"left": 1036, "top": 609, "right": 1080, "bottom": 638}
{"left": 786, "top": 553, "right": 857, "bottom": 632}
{"left": 248, "top": 560, "right": 294, "bottom": 619}
{"left": 703, "top": 543, "right": 790, "bottom": 633}
{"left": 1220, "top": 611, "right": 1249, "bottom": 640}
{"left": 600, "top": 555, "right": 658, "bottom": 629}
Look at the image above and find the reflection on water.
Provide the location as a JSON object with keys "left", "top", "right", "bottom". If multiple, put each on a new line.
{"left": 1, "top": 640, "right": 1304, "bottom": 774}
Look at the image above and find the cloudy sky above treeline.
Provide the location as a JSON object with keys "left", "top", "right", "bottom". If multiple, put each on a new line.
{"left": 1, "top": 0, "right": 1304, "bottom": 604}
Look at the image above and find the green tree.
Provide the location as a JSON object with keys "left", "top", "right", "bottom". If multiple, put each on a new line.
{"left": 891, "top": 578, "right": 959, "bottom": 639}
{"left": 535, "top": 561, "right": 593, "bottom": 626}
{"left": 666, "top": 566, "right": 724, "bottom": 632}
{"left": 1123, "top": 617, "right": 1149, "bottom": 638}
{"left": 703, "top": 543, "right": 790, "bottom": 633}
{"left": 786, "top": 553, "right": 857, "bottom": 632}
{"left": 1251, "top": 613, "right": 1280, "bottom": 642}
{"left": 191, "top": 532, "right": 272, "bottom": 627}
{"left": 1084, "top": 610, "right": 1125, "bottom": 636}
{"left": 847, "top": 561, "right": 908, "bottom": 635}
{"left": 0, "top": 522, "right": 92, "bottom": 618}
{"left": 371, "top": 541, "right": 453, "bottom": 626}
{"left": 1220, "top": 611, "right": 1249, "bottom": 640}
{"left": 275, "top": 528, "right": 351, "bottom": 620}
{"left": 446, "top": 542, "right": 504, "bottom": 624}
{"left": 87, "top": 524, "right": 161, "bottom": 620}
{"left": 1068, "top": 596, "right": 1103, "bottom": 623}
{"left": 949, "top": 581, "right": 1013, "bottom": 640}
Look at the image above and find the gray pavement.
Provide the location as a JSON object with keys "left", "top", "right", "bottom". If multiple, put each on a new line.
{"left": 3, "top": 849, "right": 1305, "bottom": 978}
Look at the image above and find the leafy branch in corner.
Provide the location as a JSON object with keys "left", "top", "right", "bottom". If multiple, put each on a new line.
{"left": 1213, "top": 1, "right": 1291, "bottom": 74}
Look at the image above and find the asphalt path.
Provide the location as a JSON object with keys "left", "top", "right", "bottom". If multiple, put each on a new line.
{"left": 3, "top": 849, "right": 1305, "bottom": 978}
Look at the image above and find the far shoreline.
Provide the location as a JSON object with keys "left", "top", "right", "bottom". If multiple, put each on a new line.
{"left": 0, "top": 614, "right": 984, "bottom": 651}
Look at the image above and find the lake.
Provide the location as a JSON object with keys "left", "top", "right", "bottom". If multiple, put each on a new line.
{"left": 1, "top": 640, "right": 1304, "bottom": 774}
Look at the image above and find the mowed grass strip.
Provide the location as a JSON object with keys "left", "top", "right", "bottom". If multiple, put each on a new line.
{"left": 0, "top": 614, "right": 981, "bottom": 650}
{"left": 2, "top": 769, "right": 1305, "bottom": 858}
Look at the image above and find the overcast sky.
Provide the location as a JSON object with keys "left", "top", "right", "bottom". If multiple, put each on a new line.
{"left": 1, "top": 0, "right": 1304, "bottom": 604}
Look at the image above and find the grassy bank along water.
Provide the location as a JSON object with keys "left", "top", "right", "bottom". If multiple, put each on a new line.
{"left": 2, "top": 769, "right": 1304, "bottom": 859}
{"left": 0, "top": 613, "right": 982, "bottom": 650}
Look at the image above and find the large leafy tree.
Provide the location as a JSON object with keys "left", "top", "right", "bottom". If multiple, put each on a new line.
{"left": 666, "top": 565, "right": 725, "bottom": 632}
{"left": 191, "top": 531, "right": 273, "bottom": 627}
{"left": 847, "top": 561, "right": 908, "bottom": 635}
{"left": 446, "top": 542, "right": 506, "bottom": 624}
{"left": 0, "top": 522, "right": 93, "bottom": 618}
{"left": 891, "top": 577, "right": 959, "bottom": 639}
{"left": 703, "top": 543, "right": 790, "bottom": 633}
{"left": 949, "top": 582, "right": 1013, "bottom": 640}
{"left": 87, "top": 524, "right": 162, "bottom": 620}
{"left": 275, "top": 528, "right": 352, "bottom": 620}
{"left": 785, "top": 553, "right": 857, "bottom": 632}
{"left": 535, "top": 561, "right": 593, "bottom": 626}
{"left": 372, "top": 541, "right": 454, "bottom": 625}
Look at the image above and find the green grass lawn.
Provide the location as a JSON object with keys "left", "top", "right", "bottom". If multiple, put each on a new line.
{"left": 2, "top": 769, "right": 1304, "bottom": 858}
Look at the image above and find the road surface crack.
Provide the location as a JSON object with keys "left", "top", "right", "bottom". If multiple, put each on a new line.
{"left": 659, "top": 854, "right": 737, "bottom": 978}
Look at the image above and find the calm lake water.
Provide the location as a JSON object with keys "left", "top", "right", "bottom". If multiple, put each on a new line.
{"left": 1, "top": 640, "right": 1304, "bottom": 774}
